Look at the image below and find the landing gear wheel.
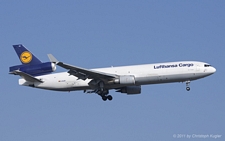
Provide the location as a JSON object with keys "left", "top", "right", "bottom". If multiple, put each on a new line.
{"left": 102, "top": 96, "right": 107, "bottom": 101}
{"left": 186, "top": 87, "right": 190, "bottom": 91}
{"left": 107, "top": 95, "right": 113, "bottom": 101}
{"left": 186, "top": 81, "right": 191, "bottom": 91}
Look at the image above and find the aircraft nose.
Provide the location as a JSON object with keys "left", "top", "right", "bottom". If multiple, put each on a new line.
{"left": 212, "top": 67, "right": 216, "bottom": 73}
{"left": 210, "top": 67, "right": 216, "bottom": 74}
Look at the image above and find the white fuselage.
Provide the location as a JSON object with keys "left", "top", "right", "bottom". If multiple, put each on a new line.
{"left": 19, "top": 61, "right": 216, "bottom": 91}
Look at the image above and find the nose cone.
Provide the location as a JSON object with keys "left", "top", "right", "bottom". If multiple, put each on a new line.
{"left": 210, "top": 67, "right": 216, "bottom": 74}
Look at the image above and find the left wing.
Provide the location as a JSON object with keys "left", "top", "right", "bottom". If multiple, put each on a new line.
{"left": 48, "top": 54, "right": 118, "bottom": 81}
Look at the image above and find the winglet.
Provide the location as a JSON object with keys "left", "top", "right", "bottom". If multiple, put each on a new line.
{"left": 47, "top": 54, "right": 59, "bottom": 64}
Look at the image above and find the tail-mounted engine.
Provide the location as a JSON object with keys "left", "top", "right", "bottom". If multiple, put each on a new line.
{"left": 9, "top": 62, "right": 56, "bottom": 76}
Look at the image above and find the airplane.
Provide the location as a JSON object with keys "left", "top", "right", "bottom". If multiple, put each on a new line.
{"left": 9, "top": 44, "right": 216, "bottom": 101}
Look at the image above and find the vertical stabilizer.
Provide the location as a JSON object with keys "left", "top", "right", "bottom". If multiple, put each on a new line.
{"left": 13, "top": 44, "right": 42, "bottom": 65}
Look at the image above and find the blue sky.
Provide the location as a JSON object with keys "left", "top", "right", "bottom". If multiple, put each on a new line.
{"left": 0, "top": 1, "right": 224, "bottom": 140}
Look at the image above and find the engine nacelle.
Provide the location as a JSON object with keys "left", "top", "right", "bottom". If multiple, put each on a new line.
{"left": 114, "top": 75, "right": 135, "bottom": 85}
{"left": 10, "top": 62, "right": 56, "bottom": 76}
{"left": 117, "top": 86, "right": 141, "bottom": 95}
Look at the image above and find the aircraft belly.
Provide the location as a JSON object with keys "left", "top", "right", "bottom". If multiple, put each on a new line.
{"left": 34, "top": 81, "right": 90, "bottom": 91}
{"left": 134, "top": 72, "right": 199, "bottom": 85}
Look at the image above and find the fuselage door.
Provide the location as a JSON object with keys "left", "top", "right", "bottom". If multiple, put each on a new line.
{"left": 196, "top": 64, "right": 200, "bottom": 71}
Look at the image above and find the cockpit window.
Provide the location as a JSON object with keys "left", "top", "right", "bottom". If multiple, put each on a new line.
{"left": 204, "top": 64, "right": 211, "bottom": 67}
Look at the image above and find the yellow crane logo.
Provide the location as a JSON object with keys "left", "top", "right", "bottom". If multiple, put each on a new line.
{"left": 20, "top": 51, "right": 32, "bottom": 63}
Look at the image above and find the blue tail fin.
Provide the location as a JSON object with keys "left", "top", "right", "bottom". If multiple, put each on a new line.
{"left": 13, "top": 44, "right": 42, "bottom": 65}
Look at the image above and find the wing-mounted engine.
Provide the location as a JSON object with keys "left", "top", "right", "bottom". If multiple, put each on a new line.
{"left": 10, "top": 62, "right": 56, "bottom": 76}
{"left": 113, "top": 75, "right": 135, "bottom": 85}
{"left": 116, "top": 86, "right": 141, "bottom": 94}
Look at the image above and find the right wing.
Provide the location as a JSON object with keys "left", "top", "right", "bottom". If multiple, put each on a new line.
{"left": 48, "top": 54, "right": 119, "bottom": 81}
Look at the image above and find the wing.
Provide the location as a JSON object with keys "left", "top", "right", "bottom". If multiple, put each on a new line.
{"left": 9, "top": 70, "right": 43, "bottom": 83}
{"left": 47, "top": 54, "right": 118, "bottom": 81}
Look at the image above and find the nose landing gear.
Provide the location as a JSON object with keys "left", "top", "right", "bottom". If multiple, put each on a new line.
{"left": 186, "top": 81, "right": 190, "bottom": 91}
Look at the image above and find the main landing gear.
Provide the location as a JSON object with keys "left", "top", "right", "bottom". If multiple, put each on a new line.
{"left": 85, "top": 89, "right": 113, "bottom": 101}
{"left": 98, "top": 81, "right": 113, "bottom": 101}
{"left": 86, "top": 81, "right": 113, "bottom": 101}
{"left": 186, "top": 80, "right": 190, "bottom": 91}
{"left": 101, "top": 94, "right": 113, "bottom": 101}
{"left": 95, "top": 89, "right": 113, "bottom": 101}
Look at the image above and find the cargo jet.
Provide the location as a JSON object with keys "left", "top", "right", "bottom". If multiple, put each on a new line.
{"left": 9, "top": 45, "right": 216, "bottom": 101}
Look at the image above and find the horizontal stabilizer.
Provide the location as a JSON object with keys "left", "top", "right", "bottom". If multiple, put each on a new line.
{"left": 9, "top": 70, "right": 43, "bottom": 83}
